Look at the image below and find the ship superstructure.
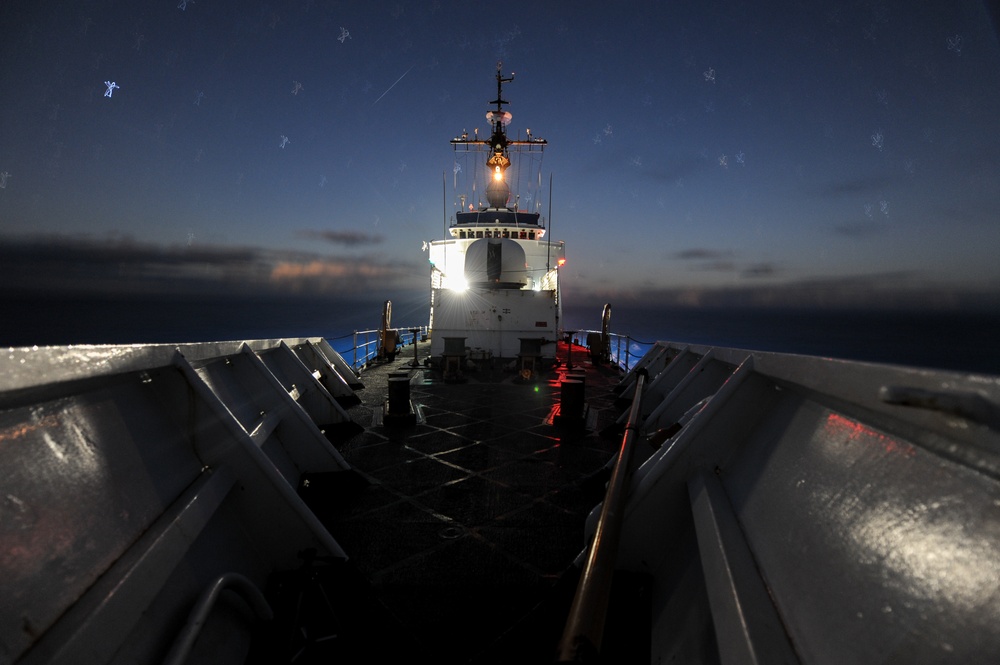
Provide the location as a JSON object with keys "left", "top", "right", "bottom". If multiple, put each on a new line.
{"left": 428, "top": 64, "right": 564, "bottom": 365}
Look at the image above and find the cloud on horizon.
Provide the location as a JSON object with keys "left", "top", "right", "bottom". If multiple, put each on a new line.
{"left": 297, "top": 229, "right": 385, "bottom": 246}
{"left": 671, "top": 248, "right": 780, "bottom": 279}
{"left": 741, "top": 263, "right": 778, "bottom": 278}
{"left": 0, "top": 234, "right": 420, "bottom": 298}
{"left": 673, "top": 248, "right": 735, "bottom": 261}
{"left": 571, "top": 271, "right": 1000, "bottom": 311}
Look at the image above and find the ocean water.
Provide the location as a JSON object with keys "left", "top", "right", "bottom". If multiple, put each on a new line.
{"left": 3, "top": 294, "right": 1000, "bottom": 375}
{"left": 562, "top": 304, "right": 1000, "bottom": 375}
{"left": 0, "top": 294, "right": 383, "bottom": 347}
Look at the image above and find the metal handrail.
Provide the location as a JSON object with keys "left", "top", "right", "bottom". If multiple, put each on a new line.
{"left": 162, "top": 572, "right": 273, "bottom": 665}
{"left": 344, "top": 325, "right": 429, "bottom": 370}
{"left": 556, "top": 369, "right": 646, "bottom": 662}
{"left": 572, "top": 329, "right": 651, "bottom": 372}
{"left": 339, "top": 325, "right": 642, "bottom": 373}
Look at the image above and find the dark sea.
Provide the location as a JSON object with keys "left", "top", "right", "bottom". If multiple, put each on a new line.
{"left": 3, "top": 294, "right": 1000, "bottom": 375}
{"left": 562, "top": 303, "right": 1000, "bottom": 375}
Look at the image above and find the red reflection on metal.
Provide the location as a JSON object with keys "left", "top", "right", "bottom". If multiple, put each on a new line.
{"left": 824, "top": 412, "right": 916, "bottom": 458}
{"left": 0, "top": 415, "right": 60, "bottom": 443}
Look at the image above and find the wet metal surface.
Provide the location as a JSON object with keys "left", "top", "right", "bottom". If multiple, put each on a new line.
{"left": 309, "top": 340, "right": 625, "bottom": 662}
{"left": 725, "top": 401, "right": 1000, "bottom": 664}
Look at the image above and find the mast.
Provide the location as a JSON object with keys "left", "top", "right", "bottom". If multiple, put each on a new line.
{"left": 450, "top": 61, "right": 547, "bottom": 212}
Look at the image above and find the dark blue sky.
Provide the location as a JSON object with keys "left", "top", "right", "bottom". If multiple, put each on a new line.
{"left": 2, "top": 0, "right": 999, "bottom": 312}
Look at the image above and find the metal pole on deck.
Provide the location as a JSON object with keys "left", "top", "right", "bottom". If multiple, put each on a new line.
{"left": 557, "top": 370, "right": 647, "bottom": 661}
{"left": 546, "top": 173, "right": 553, "bottom": 272}
{"left": 409, "top": 328, "right": 420, "bottom": 367}
{"left": 443, "top": 171, "right": 447, "bottom": 277}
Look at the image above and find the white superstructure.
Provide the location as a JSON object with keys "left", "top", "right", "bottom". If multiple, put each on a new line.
{"left": 428, "top": 64, "right": 564, "bottom": 362}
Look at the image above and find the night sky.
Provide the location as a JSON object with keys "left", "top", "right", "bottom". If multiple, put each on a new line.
{"left": 2, "top": 1, "right": 999, "bottom": 325}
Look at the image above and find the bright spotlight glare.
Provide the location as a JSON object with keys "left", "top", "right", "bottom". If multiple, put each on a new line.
{"left": 445, "top": 275, "right": 468, "bottom": 291}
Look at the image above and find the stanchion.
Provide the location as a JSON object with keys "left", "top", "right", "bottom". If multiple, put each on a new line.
{"left": 408, "top": 327, "right": 421, "bottom": 367}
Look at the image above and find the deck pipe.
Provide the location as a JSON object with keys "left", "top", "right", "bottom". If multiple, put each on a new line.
{"left": 557, "top": 370, "right": 647, "bottom": 661}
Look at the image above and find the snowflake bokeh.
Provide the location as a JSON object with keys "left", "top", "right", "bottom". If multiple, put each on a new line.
{"left": 871, "top": 129, "right": 884, "bottom": 151}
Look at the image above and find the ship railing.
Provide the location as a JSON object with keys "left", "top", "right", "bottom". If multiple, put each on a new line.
{"left": 329, "top": 325, "right": 429, "bottom": 371}
{"left": 556, "top": 369, "right": 647, "bottom": 661}
{"left": 163, "top": 572, "right": 272, "bottom": 665}
{"left": 570, "top": 329, "right": 655, "bottom": 373}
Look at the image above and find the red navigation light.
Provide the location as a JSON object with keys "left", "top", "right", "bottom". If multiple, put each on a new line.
{"left": 557, "top": 258, "right": 566, "bottom": 266}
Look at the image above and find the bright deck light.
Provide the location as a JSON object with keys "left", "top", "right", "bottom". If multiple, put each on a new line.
{"left": 444, "top": 275, "right": 468, "bottom": 291}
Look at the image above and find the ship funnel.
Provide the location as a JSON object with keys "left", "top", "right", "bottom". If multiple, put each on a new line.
{"left": 464, "top": 238, "right": 527, "bottom": 289}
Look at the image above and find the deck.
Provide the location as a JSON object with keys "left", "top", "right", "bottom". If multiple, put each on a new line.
{"left": 6, "top": 332, "right": 1000, "bottom": 663}
{"left": 289, "top": 338, "right": 629, "bottom": 662}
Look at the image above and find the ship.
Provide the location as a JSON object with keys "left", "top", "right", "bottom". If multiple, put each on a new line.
{"left": 2, "top": 66, "right": 1000, "bottom": 665}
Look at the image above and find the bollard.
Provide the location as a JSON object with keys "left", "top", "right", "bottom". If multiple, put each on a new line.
{"left": 384, "top": 375, "right": 416, "bottom": 426}
{"left": 387, "top": 377, "right": 410, "bottom": 416}
{"left": 442, "top": 336, "right": 467, "bottom": 382}
{"left": 560, "top": 379, "right": 585, "bottom": 424}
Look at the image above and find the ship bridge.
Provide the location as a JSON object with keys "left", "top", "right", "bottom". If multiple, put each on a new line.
{"left": 450, "top": 209, "right": 545, "bottom": 241}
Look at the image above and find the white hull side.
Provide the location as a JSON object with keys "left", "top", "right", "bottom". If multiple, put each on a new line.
{"left": 430, "top": 287, "right": 558, "bottom": 359}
